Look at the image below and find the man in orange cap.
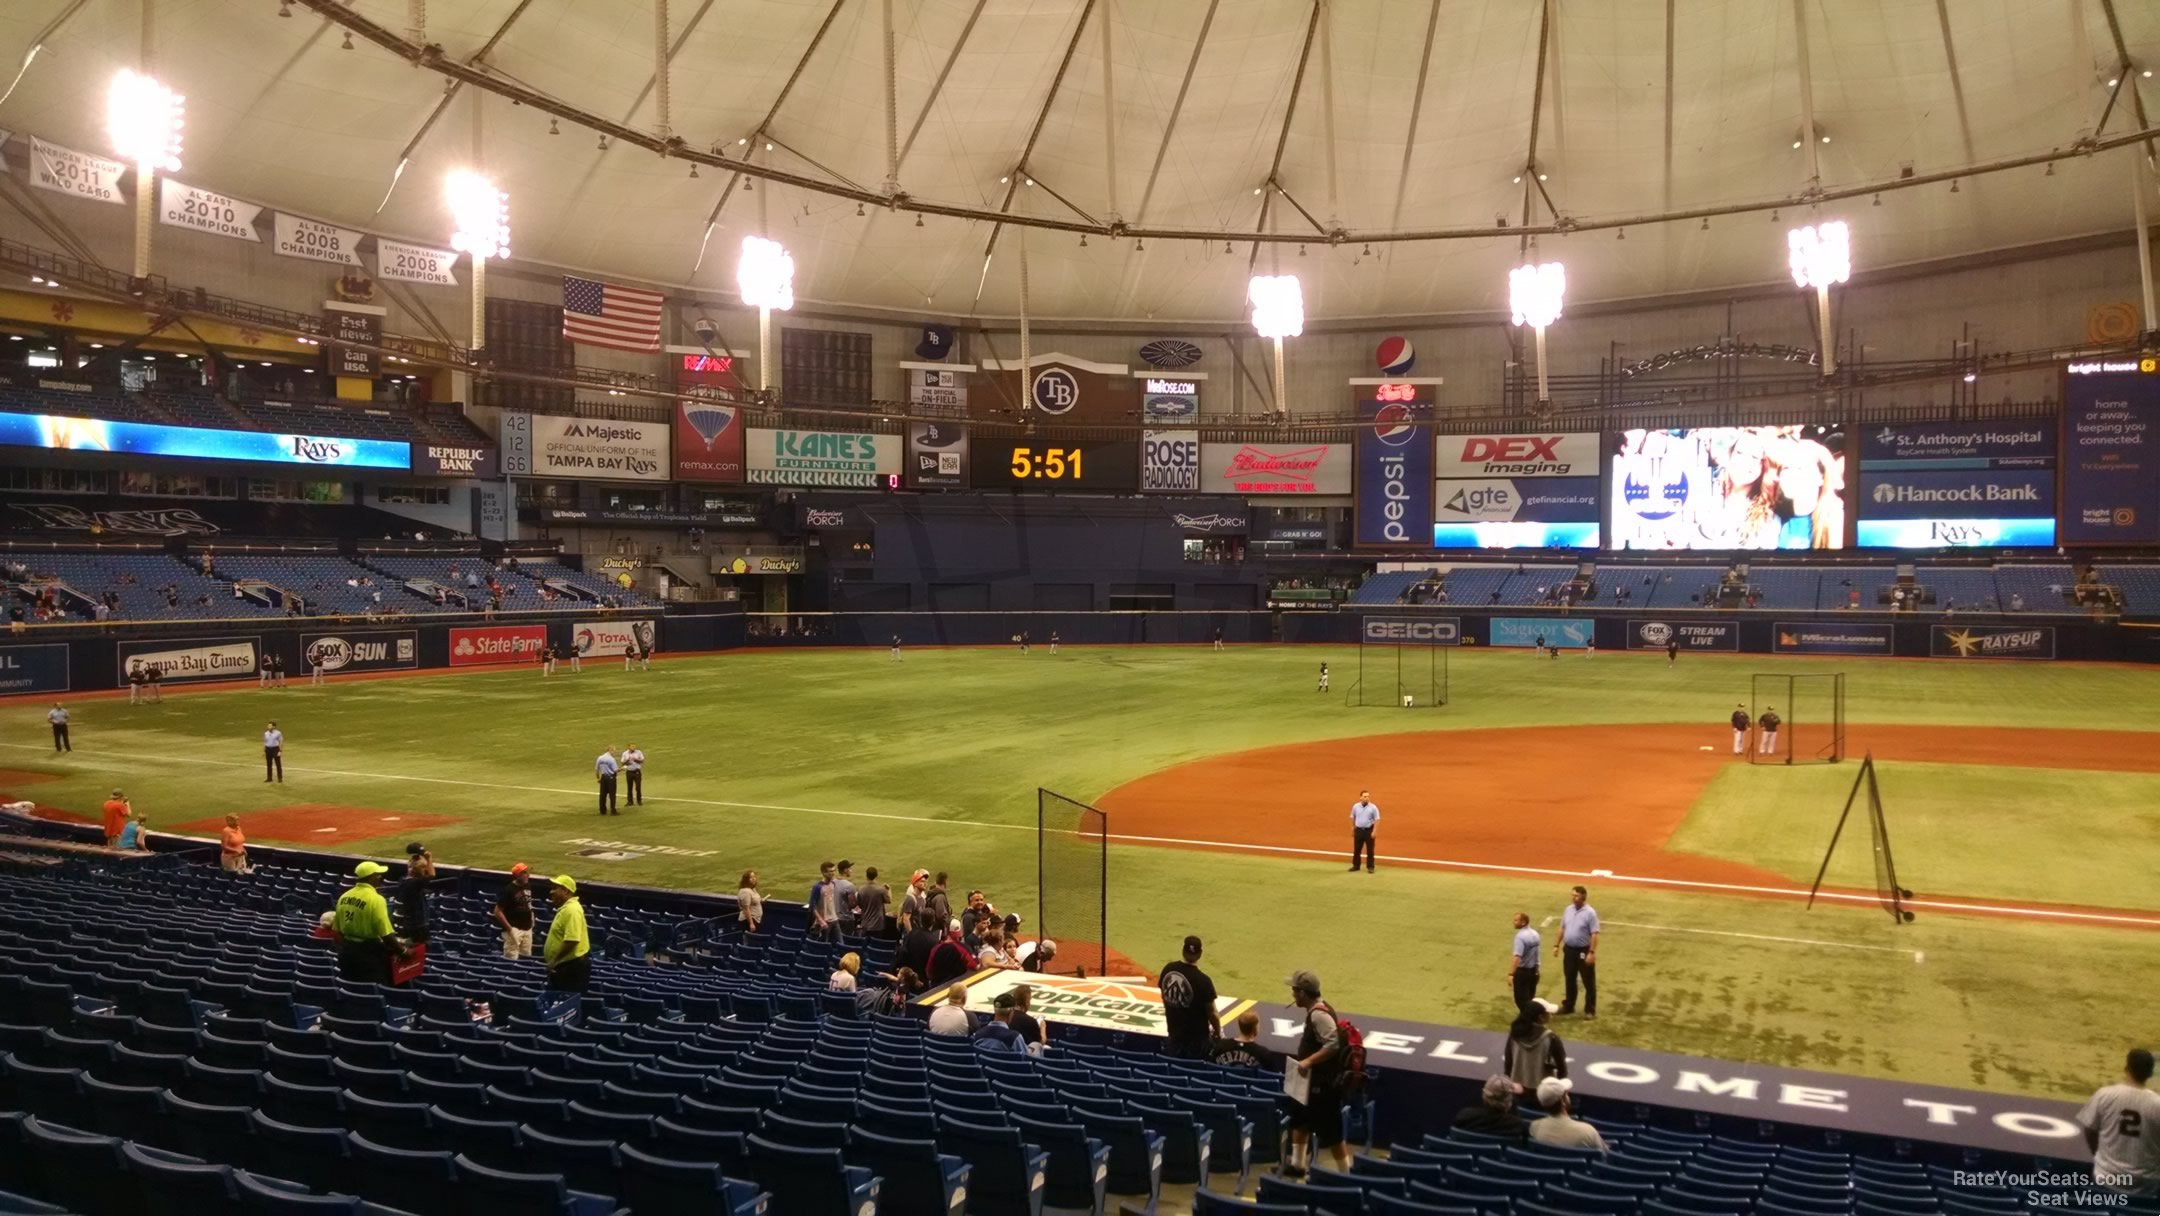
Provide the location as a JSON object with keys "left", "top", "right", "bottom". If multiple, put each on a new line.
{"left": 492, "top": 863, "right": 535, "bottom": 959}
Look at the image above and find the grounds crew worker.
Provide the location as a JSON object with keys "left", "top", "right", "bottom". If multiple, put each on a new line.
{"left": 545, "top": 875, "right": 591, "bottom": 992}
{"left": 332, "top": 861, "right": 401, "bottom": 985}
{"left": 48, "top": 704, "right": 69, "bottom": 752}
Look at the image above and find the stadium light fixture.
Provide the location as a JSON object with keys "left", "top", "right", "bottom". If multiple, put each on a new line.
{"left": 446, "top": 171, "right": 510, "bottom": 354}
{"left": 737, "top": 235, "right": 795, "bottom": 393}
{"left": 108, "top": 69, "right": 184, "bottom": 282}
{"left": 1787, "top": 220, "right": 1850, "bottom": 376}
{"left": 1248, "top": 274, "right": 1303, "bottom": 417}
{"left": 1509, "top": 261, "right": 1566, "bottom": 404}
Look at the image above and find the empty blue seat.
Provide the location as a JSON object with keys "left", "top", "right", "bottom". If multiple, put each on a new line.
{"left": 518, "top": 1126, "right": 620, "bottom": 1196}
{"left": 260, "top": 1074, "right": 345, "bottom": 1127}
{"left": 1075, "top": 1110, "right": 1163, "bottom": 1204}
{"left": 454, "top": 1155, "right": 614, "bottom": 1215}
{"left": 0, "top": 1056, "right": 80, "bottom": 1121}
{"left": 1009, "top": 1114, "right": 1111, "bottom": 1215}
{"left": 345, "top": 1132, "right": 457, "bottom": 1216}
{"left": 759, "top": 1110, "right": 851, "bottom": 1148}
{"left": 79, "top": 1073, "right": 168, "bottom": 1149}
{"left": 118, "top": 1140, "right": 239, "bottom": 1216}
{"left": 231, "top": 1170, "right": 365, "bottom": 1213}
{"left": 0, "top": 1187, "right": 70, "bottom": 1215}
{"left": 617, "top": 1144, "right": 766, "bottom": 1216}
{"left": 428, "top": 1107, "right": 525, "bottom": 1171}
{"left": 937, "top": 1116, "right": 1048, "bottom": 1216}
{"left": 1193, "top": 1192, "right": 1312, "bottom": 1215}
{"left": 162, "top": 1090, "right": 257, "bottom": 1164}
{"left": 745, "top": 1135, "right": 879, "bottom": 1216}
{"left": 330, "top": 1059, "right": 406, "bottom": 1100}
{"left": 846, "top": 1126, "right": 970, "bottom": 1216}
{"left": 181, "top": 1057, "right": 264, "bottom": 1106}
{"left": 564, "top": 1101, "right": 653, "bottom": 1144}
{"left": 22, "top": 1117, "right": 134, "bottom": 1216}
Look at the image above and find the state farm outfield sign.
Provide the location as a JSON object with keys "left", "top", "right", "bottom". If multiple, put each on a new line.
{"left": 116, "top": 637, "right": 260, "bottom": 685}
{"left": 449, "top": 625, "right": 547, "bottom": 666}
{"left": 1360, "top": 615, "right": 1461, "bottom": 644}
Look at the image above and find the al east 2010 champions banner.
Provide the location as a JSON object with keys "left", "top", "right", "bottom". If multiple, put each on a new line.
{"left": 532, "top": 417, "right": 669, "bottom": 481}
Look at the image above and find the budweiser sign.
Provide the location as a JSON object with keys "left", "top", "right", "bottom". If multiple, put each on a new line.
{"left": 1200, "top": 441, "right": 1350, "bottom": 495}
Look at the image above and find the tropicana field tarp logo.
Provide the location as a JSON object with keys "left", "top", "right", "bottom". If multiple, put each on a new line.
{"left": 1027, "top": 977, "right": 1167, "bottom": 1029}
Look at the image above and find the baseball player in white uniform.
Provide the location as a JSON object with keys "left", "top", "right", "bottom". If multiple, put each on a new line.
{"left": 2077, "top": 1048, "right": 2160, "bottom": 1195}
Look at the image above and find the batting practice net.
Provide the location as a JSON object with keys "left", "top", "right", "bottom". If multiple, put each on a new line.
{"left": 1037, "top": 789, "right": 1108, "bottom": 977}
{"left": 1807, "top": 753, "right": 1915, "bottom": 923}
{"left": 1350, "top": 632, "right": 1451, "bottom": 708}
{"left": 1748, "top": 672, "right": 1846, "bottom": 765}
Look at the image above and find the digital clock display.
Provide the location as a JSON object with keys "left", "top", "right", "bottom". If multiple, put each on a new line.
{"left": 972, "top": 439, "right": 1140, "bottom": 491}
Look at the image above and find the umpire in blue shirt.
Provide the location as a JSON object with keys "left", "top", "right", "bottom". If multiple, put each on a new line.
{"left": 1508, "top": 912, "right": 1541, "bottom": 1014}
{"left": 1348, "top": 790, "right": 1380, "bottom": 873}
{"left": 594, "top": 747, "right": 619, "bottom": 816}
{"left": 1555, "top": 886, "right": 1600, "bottom": 1018}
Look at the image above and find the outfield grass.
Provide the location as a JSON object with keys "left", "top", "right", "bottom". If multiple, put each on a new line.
{"left": 1, "top": 643, "right": 2154, "bottom": 1100}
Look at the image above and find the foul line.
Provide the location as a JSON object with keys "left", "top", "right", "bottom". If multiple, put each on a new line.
{"left": 1601, "top": 918, "right": 1920, "bottom": 958}
{"left": 8, "top": 742, "right": 2159, "bottom": 931}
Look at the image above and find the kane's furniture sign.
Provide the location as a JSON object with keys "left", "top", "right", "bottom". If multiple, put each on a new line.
{"left": 531, "top": 417, "right": 669, "bottom": 481}
{"left": 1932, "top": 625, "right": 2055, "bottom": 660}
{"left": 1198, "top": 442, "right": 1351, "bottom": 496}
{"left": 1773, "top": 621, "right": 1893, "bottom": 655}
{"left": 301, "top": 631, "right": 417, "bottom": 673}
{"left": 449, "top": 625, "right": 548, "bottom": 666}
{"left": 0, "top": 644, "right": 70, "bottom": 696}
{"left": 747, "top": 428, "right": 900, "bottom": 487}
{"left": 1628, "top": 620, "right": 1738, "bottom": 651}
{"left": 2061, "top": 365, "right": 2160, "bottom": 544}
{"left": 0, "top": 413, "right": 409, "bottom": 470}
{"left": 116, "top": 637, "right": 260, "bottom": 685}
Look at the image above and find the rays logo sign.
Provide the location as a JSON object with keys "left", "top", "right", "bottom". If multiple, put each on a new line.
{"left": 1031, "top": 368, "right": 1080, "bottom": 414}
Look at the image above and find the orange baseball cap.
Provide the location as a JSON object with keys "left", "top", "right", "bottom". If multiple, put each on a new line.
{"left": 510, "top": 863, "right": 530, "bottom": 876}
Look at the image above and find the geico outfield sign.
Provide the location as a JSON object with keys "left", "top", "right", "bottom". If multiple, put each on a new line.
{"left": 926, "top": 971, "right": 1236, "bottom": 1036}
{"left": 1360, "top": 615, "right": 1461, "bottom": 644}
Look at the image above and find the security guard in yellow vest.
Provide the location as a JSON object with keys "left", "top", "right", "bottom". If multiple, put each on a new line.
{"left": 333, "top": 860, "right": 399, "bottom": 985}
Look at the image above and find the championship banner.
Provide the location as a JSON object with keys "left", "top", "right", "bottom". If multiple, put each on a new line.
{"left": 273, "top": 213, "right": 363, "bottom": 265}
{"left": 1197, "top": 441, "right": 1351, "bottom": 496}
{"left": 674, "top": 402, "right": 745, "bottom": 482}
{"left": 1359, "top": 616, "right": 1460, "bottom": 644}
{"left": 116, "top": 637, "right": 260, "bottom": 686}
{"left": 158, "top": 180, "right": 262, "bottom": 242}
{"left": 301, "top": 631, "right": 417, "bottom": 674}
{"left": 376, "top": 238, "right": 459, "bottom": 286}
{"left": 1490, "top": 618, "right": 1592, "bottom": 648}
{"left": 1627, "top": 620, "right": 1738, "bottom": 651}
{"left": 1773, "top": 621, "right": 1893, "bottom": 656}
{"left": 30, "top": 137, "right": 124, "bottom": 204}
{"left": 449, "top": 624, "right": 547, "bottom": 666}
{"left": 1353, "top": 384, "right": 1435, "bottom": 546}
{"left": 324, "top": 302, "right": 383, "bottom": 378}
{"left": 905, "top": 422, "right": 968, "bottom": 489}
{"left": 0, "top": 644, "right": 70, "bottom": 696}
{"left": 531, "top": 416, "right": 669, "bottom": 481}
{"left": 1141, "top": 377, "right": 1201, "bottom": 422}
{"left": 573, "top": 619, "right": 658, "bottom": 658}
{"left": 746, "top": 428, "right": 901, "bottom": 487}
{"left": 1140, "top": 430, "right": 1201, "bottom": 493}
{"left": 1932, "top": 625, "right": 2055, "bottom": 660}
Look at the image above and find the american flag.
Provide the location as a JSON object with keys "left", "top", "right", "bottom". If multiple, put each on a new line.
{"left": 561, "top": 276, "right": 664, "bottom": 352}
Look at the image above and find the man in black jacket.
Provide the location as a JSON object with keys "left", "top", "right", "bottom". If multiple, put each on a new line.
{"left": 1453, "top": 1075, "right": 1530, "bottom": 1140}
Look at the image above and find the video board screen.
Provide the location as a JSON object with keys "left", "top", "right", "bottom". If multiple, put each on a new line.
{"left": 1611, "top": 424, "right": 1847, "bottom": 549}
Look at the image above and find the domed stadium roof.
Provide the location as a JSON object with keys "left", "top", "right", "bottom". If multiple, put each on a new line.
{"left": 5, "top": 0, "right": 2158, "bottom": 323}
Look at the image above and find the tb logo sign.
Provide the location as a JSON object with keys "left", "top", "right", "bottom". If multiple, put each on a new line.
{"left": 1031, "top": 368, "right": 1079, "bottom": 415}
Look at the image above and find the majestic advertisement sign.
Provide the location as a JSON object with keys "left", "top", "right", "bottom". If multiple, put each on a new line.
{"left": 0, "top": 644, "right": 70, "bottom": 696}
{"left": 1773, "top": 621, "right": 1894, "bottom": 656}
{"left": 532, "top": 416, "right": 670, "bottom": 482}
{"left": 1858, "top": 421, "right": 2057, "bottom": 549}
{"left": 574, "top": 619, "right": 658, "bottom": 657}
{"left": 1612, "top": 425, "right": 1848, "bottom": 549}
{"left": 413, "top": 442, "right": 499, "bottom": 479}
{"left": 1198, "top": 442, "right": 1351, "bottom": 496}
{"left": 1627, "top": 620, "right": 1738, "bottom": 651}
{"left": 116, "top": 637, "right": 260, "bottom": 685}
{"left": 905, "top": 422, "right": 969, "bottom": 489}
{"left": 0, "top": 413, "right": 409, "bottom": 470}
{"left": 1435, "top": 432, "right": 1600, "bottom": 479}
{"left": 2061, "top": 367, "right": 2160, "bottom": 544}
{"left": 1353, "top": 386, "right": 1434, "bottom": 546}
{"left": 1140, "top": 430, "right": 1201, "bottom": 493}
{"left": 1490, "top": 618, "right": 1592, "bottom": 648}
{"left": 301, "top": 631, "right": 417, "bottom": 673}
{"left": 158, "top": 180, "right": 263, "bottom": 242}
{"left": 449, "top": 625, "right": 548, "bottom": 666}
{"left": 673, "top": 402, "right": 746, "bottom": 482}
{"left": 747, "top": 428, "right": 901, "bottom": 488}
{"left": 1359, "top": 616, "right": 1461, "bottom": 644}
{"left": 1932, "top": 625, "right": 2055, "bottom": 660}
{"left": 1141, "top": 378, "right": 1201, "bottom": 422}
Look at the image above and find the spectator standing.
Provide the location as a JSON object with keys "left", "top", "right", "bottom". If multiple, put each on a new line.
{"left": 493, "top": 864, "right": 535, "bottom": 958}
{"left": 47, "top": 704, "right": 69, "bottom": 752}
{"left": 396, "top": 843, "right": 435, "bottom": 945}
{"left": 101, "top": 788, "right": 130, "bottom": 848}
{"left": 833, "top": 860, "right": 859, "bottom": 934}
{"left": 808, "top": 861, "right": 841, "bottom": 938}
{"left": 620, "top": 745, "right": 645, "bottom": 806}
{"left": 736, "top": 870, "right": 763, "bottom": 933}
{"left": 1529, "top": 1078, "right": 1608, "bottom": 1152}
{"left": 1454, "top": 1075, "right": 1529, "bottom": 1140}
{"left": 973, "top": 993, "right": 1027, "bottom": 1052}
{"left": 1348, "top": 790, "right": 1380, "bottom": 873}
{"left": 262, "top": 721, "right": 285, "bottom": 783}
{"left": 218, "top": 814, "right": 252, "bottom": 874}
{"left": 544, "top": 875, "right": 591, "bottom": 992}
{"left": 1283, "top": 970, "right": 1350, "bottom": 1178}
{"left": 856, "top": 867, "right": 892, "bottom": 937}
{"left": 900, "top": 916, "right": 938, "bottom": 976}
{"left": 926, "top": 984, "right": 973, "bottom": 1035}
{"left": 1158, "top": 935, "right": 1221, "bottom": 1058}
{"left": 1211, "top": 1011, "right": 1284, "bottom": 1071}
{"left": 899, "top": 868, "right": 930, "bottom": 931}
{"left": 926, "top": 922, "right": 974, "bottom": 985}
{"left": 1509, "top": 913, "right": 1543, "bottom": 1013}
{"left": 2077, "top": 1047, "right": 2160, "bottom": 1195}
{"left": 925, "top": 872, "right": 952, "bottom": 930}
{"left": 1556, "top": 886, "right": 1600, "bottom": 1018}
{"left": 594, "top": 747, "right": 619, "bottom": 815}
{"left": 1504, "top": 999, "right": 1569, "bottom": 1095}
{"left": 331, "top": 861, "right": 399, "bottom": 985}
{"left": 830, "top": 952, "right": 861, "bottom": 991}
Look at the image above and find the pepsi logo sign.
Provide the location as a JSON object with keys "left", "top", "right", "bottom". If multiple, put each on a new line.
{"left": 1377, "top": 336, "right": 1416, "bottom": 375}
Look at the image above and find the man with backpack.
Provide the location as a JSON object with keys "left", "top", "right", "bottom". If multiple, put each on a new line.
{"left": 1284, "top": 970, "right": 1362, "bottom": 1177}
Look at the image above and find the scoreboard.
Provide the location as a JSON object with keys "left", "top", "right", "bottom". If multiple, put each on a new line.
{"left": 970, "top": 438, "right": 1141, "bottom": 492}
